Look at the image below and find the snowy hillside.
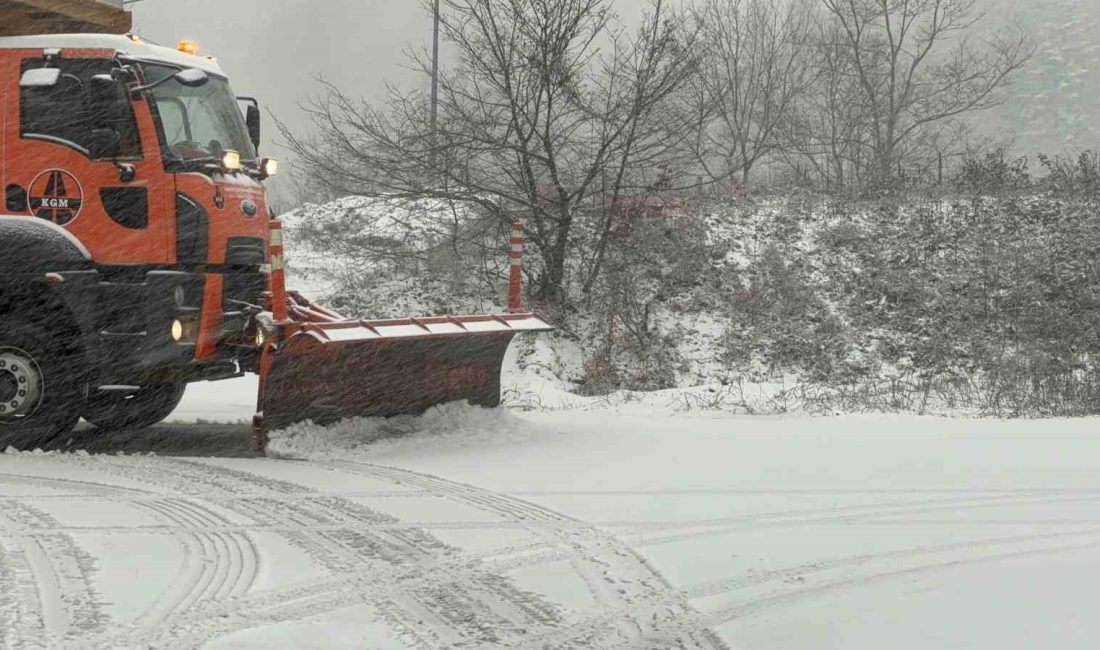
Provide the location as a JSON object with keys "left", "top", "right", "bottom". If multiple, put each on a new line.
{"left": 278, "top": 188, "right": 1100, "bottom": 418}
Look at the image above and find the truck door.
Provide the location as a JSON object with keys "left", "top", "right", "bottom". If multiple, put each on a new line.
{"left": 5, "top": 53, "right": 175, "bottom": 264}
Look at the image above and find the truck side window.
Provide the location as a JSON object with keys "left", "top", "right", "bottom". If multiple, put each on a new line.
{"left": 20, "top": 58, "right": 141, "bottom": 159}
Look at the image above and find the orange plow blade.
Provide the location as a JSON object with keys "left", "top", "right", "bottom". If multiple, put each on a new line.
{"left": 253, "top": 312, "right": 551, "bottom": 449}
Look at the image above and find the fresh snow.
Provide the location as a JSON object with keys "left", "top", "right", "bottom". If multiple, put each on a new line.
{"left": 2, "top": 375, "right": 1099, "bottom": 648}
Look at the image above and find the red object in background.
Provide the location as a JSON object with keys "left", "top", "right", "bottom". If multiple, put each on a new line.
{"left": 508, "top": 222, "right": 525, "bottom": 313}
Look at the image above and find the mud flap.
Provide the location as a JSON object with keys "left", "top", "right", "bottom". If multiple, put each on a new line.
{"left": 253, "top": 314, "right": 551, "bottom": 451}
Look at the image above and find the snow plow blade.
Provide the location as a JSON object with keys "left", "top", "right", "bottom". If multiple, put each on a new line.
{"left": 253, "top": 312, "right": 551, "bottom": 448}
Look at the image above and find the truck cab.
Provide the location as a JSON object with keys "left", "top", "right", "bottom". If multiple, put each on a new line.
{"left": 0, "top": 34, "right": 275, "bottom": 444}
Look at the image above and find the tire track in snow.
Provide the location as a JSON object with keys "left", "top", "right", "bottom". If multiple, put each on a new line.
{"left": 0, "top": 514, "right": 47, "bottom": 648}
{"left": 703, "top": 535, "right": 1100, "bottom": 625}
{"left": 156, "top": 499, "right": 257, "bottom": 602}
{"left": 8, "top": 485, "right": 1100, "bottom": 502}
{"left": 7, "top": 463, "right": 1093, "bottom": 648}
{"left": 508, "top": 501, "right": 1100, "bottom": 647}
{"left": 0, "top": 542, "right": 17, "bottom": 648}
{"left": 622, "top": 492, "right": 1100, "bottom": 548}
{"left": 102, "top": 456, "right": 716, "bottom": 649}
{"left": 130, "top": 498, "right": 259, "bottom": 630}
{"left": 0, "top": 500, "right": 107, "bottom": 646}
{"left": 0, "top": 472, "right": 153, "bottom": 500}
{"left": 30, "top": 456, "right": 1082, "bottom": 648}
{"left": 222, "top": 495, "right": 524, "bottom": 648}
{"left": 322, "top": 461, "right": 728, "bottom": 650}
{"left": 343, "top": 491, "right": 1100, "bottom": 576}
{"left": 414, "top": 491, "right": 1100, "bottom": 575}
{"left": 0, "top": 470, "right": 259, "bottom": 641}
{"left": 185, "top": 463, "right": 563, "bottom": 648}
{"left": 0, "top": 472, "right": 147, "bottom": 647}
{"left": 59, "top": 455, "right": 566, "bottom": 649}
{"left": 681, "top": 527, "right": 1100, "bottom": 600}
{"left": 506, "top": 487, "right": 1100, "bottom": 497}
{"left": 309, "top": 464, "right": 1100, "bottom": 649}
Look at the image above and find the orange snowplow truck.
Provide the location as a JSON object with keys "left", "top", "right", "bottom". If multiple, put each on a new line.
{"left": 0, "top": 34, "right": 550, "bottom": 452}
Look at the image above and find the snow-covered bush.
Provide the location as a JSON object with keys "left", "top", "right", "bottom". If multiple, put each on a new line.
{"left": 809, "top": 193, "right": 1100, "bottom": 414}
{"left": 280, "top": 182, "right": 1100, "bottom": 415}
{"left": 576, "top": 208, "right": 711, "bottom": 394}
{"left": 284, "top": 196, "right": 510, "bottom": 318}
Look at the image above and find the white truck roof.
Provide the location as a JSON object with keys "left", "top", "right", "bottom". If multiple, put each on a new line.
{"left": 0, "top": 33, "right": 226, "bottom": 76}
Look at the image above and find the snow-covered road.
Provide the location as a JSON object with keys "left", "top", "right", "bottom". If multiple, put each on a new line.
{"left": 2, "top": 379, "right": 1099, "bottom": 648}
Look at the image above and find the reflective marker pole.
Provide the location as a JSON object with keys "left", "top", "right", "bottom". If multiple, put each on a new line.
{"left": 255, "top": 219, "right": 290, "bottom": 455}
{"left": 268, "top": 220, "right": 289, "bottom": 322}
{"left": 253, "top": 221, "right": 292, "bottom": 455}
{"left": 508, "top": 222, "right": 525, "bottom": 313}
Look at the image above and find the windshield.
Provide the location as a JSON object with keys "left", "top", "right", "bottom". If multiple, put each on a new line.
{"left": 144, "top": 64, "right": 256, "bottom": 166}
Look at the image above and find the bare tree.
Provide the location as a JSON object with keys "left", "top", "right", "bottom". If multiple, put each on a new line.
{"left": 688, "top": 0, "right": 818, "bottom": 186}
{"left": 819, "top": 0, "right": 1033, "bottom": 187}
{"left": 782, "top": 20, "right": 870, "bottom": 191}
{"left": 281, "top": 0, "right": 699, "bottom": 306}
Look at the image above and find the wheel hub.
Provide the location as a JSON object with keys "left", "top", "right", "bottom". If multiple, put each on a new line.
{"left": 0, "top": 372, "right": 16, "bottom": 403}
{"left": 0, "top": 347, "right": 45, "bottom": 423}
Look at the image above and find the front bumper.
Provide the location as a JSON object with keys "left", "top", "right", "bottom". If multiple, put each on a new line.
{"left": 49, "top": 268, "right": 265, "bottom": 386}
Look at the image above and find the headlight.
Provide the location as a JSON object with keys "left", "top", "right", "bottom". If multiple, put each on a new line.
{"left": 255, "top": 328, "right": 266, "bottom": 348}
{"left": 260, "top": 157, "right": 278, "bottom": 179}
{"left": 171, "top": 318, "right": 199, "bottom": 343}
{"left": 173, "top": 286, "right": 187, "bottom": 307}
{"left": 221, "top": 150, "right": 241, "bottom": 171}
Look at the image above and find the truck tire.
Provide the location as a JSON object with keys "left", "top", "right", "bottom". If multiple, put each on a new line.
{"left": 0, "top": 315, "right": 83, "bottom": 450}
{"left": 82, "top": 383, "right": 187, "bottom": 431}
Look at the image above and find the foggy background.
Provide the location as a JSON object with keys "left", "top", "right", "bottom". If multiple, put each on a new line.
{"left": 131, "top": 0, "right": 1100, "bottom": 207}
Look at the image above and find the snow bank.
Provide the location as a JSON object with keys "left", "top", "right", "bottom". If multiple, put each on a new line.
{"left": 266, "top": 401, "right": 550, "bottom": 459}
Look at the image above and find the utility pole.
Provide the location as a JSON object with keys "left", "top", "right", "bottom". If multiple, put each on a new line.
{"left": 430, "top": 0, "right": 441, "bottom": 171}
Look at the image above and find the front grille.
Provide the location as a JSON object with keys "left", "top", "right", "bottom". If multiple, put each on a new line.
{"left": 225, "top": 237, "right": 266, "bottom": 267}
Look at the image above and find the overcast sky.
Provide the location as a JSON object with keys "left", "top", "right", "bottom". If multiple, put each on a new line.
{"left": 131, "top": 1, "right": 428, "bottom": 202}
{"left": 131, "top": 0, "right": 1098, "bottom": 204}
{"left": 131, "top": 0, "right": 652, "bottom": 203}
{"left": 129, "top": 0, "right": 674, "bottom": 201}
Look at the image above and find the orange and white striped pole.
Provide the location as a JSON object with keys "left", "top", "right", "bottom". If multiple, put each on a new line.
{"left": 268, "top": 220, "right": 289, "bottom": 322}
{"left": 508, "top": 221, "right": 525, "bottom": 313}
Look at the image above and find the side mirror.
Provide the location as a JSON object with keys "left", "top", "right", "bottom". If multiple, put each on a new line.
{"left": 245, "top": 104, "right": 261, "bottom": 152}
{"left": 20, "top": 67, "right": 61, "bottom": 88}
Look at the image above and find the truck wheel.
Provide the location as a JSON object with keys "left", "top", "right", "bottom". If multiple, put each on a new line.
{"left": 0, "top": 316, "right": 83, "bottom": 450}
{"left": 82, "top": 383, "right": 187, "bottom": 431}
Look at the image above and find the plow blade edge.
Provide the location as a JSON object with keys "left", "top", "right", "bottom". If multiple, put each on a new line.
{"left": 256, "top": 313, "right": 552, "bottom": 437}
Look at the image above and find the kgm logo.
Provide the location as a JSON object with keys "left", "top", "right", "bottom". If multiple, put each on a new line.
{"left": 28, "top": 169, "right": 84, "bottom": 226}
